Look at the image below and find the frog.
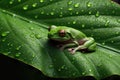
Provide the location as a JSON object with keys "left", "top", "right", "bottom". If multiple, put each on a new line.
{"left": 48, "top": 25, "right": 96, "bottom": 54}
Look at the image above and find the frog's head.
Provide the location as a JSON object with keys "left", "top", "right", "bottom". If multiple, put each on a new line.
{"left": 48, "top": 25, "right": 72, "bottom": 42}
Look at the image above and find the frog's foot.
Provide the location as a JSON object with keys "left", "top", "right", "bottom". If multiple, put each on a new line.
{"left": 68, "top": 48, "right": 76, "bottom": 54}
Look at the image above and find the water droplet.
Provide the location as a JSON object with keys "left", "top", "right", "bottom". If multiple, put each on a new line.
{"left": 109, "top": 55, "right": 112, "bottom": 58}
{"left": 40, "top": 0, "right": 44, "bottom": 3}
{"left": 89, "top": 69, "right": 92, "bottom": 72}
{"left": 15, "top": 52, "right": 21, "bottom": 57}
{"left": 18, "top": 0, "right": 21, "bottom": 2}
{"left": 58, "top": 68, "right": 61, "bottom": 71}
{"left": 35, "top": 34, "right": 41, "bottom": 39}
{"left": 73, "top": 21, "right": 76, "bottom": 24}
{"left": 29, "top": 27, "right": 34, "bottom": 30}
{"left": 10, "top": 44, "right": 13, "bottom": 46}
{"left": 74, "top": 3, "right": 79, "bottom": 8}
{"left": 111, "top": 40, "right": 114, "bottom": 43}
{"left": 72, "top": 72, "right": 76, "bottom": 76}
{"left": 82, "top": 24, "right": 85, "bottom": 28}
{"left": 89, "top": 11, "right": 92, "bottom": 14}
{"left": 81, "top": 10, "right": 84, "bottom": 12}
{"left": 23, "top": 5, "right": 28, "bottom": 10}
{"left": 34, "top": 15, "right": 38, "bottom": 18}
{"left": 95, "top": 11, "right": 100, "bottom": 17}
{"left": 30, "top": 34, "right": 34, "bottom": 38}
{"left": 68, "top": 1, "right": 72, "bottom": 5}
{"left": 2, "top": 38, "right": 6, "bottom": 42}
{"left": 102, "top": 42, "right": 105, "bottom": 45}
{"left": 61, "top": 65, "right": 66, "bottom": 69}
{"left": 16, "top": 46, "right": 21, "bottom": 50}
{"left": 87, "top": 2, "right": 92, "bottom": 8}
{"left": 9, "top": 0, "right": 14, "bottom": 4}
{"left": 29, "top": 21, "right": 33, "bottom": 23}
{"left": 68, "top": 8, "right": 73, "bottom": 11}
{"left": 59, "top": 14, "right": 63, "bottom": 17}
{"left": 32, "top": 3, "right": 37, "bottom": 7}
{"left": 12, "top": 14, "right": 16, "bottom": 17}
{"left": 60, "top": 7, "right": 63, "bottom": 10}
{"left": 49, "top": 64, "right": 53, "bottom": 68}
{"left": 41, "top": 11, "right": 44, "bottom": 14}
{"left": 76, "top": 12, "right": 79, "bottom": 14}
{"left": 116, "top": 32, "right": 119, "bottom": 35}
{"left": 50, "top": 0, "right": 53, "bottom": 2}
{"left": 1, "top": 31, "right": 10, "bottom": 37}
{"left": 32, "top": 54, "right": 35, "bottom": 58}
{"left": 82, "top": 72, "right": 85, "bottom": 75}
{"left": 50, "top": 12, "right": 54, "bottom": 15}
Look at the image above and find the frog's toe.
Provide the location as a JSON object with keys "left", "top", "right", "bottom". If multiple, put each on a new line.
{"left": 68, "top": 48, "right": 76, "bottom": 54}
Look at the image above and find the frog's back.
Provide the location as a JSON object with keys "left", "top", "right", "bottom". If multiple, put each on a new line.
{"left": 58, "top": 26, "right": 86, "bottom": 39}
{"left": 69, "top": 28, "right": 86, "bottom": 39}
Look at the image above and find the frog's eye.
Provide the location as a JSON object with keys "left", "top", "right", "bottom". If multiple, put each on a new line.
{"left": 59, "top": 30, "right": 66, "bottom": 37}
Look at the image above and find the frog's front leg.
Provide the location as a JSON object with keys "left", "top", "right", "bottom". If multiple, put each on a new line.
{"left": 60, "top": 41, "right": 78, "bottom": 50}
{"left": 70, "top": 37, "right": 96, "bottom": 54}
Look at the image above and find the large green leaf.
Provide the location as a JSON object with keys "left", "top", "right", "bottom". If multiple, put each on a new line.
{"left": 0, "top": 0, "right": 120, "bottom": 80}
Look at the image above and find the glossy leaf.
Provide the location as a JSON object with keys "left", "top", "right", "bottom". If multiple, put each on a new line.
{"left": 0, "top": 0, "right": 120, "bottom": 80}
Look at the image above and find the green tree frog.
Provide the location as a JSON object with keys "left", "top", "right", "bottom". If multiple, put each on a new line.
{"left": 48, "top": 25, "right": 96, "bottom": 54}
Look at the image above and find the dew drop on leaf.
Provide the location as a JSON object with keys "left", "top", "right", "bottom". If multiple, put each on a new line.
{"left": 68, "top": 8, "right": 73, "bottom": 11}
{"left": 82, "top": 72, "right": 85, "bottom": 75}
{"left": 35, "top": 34, "right": 41, "bottom": 39}
{"left": 82, "top": 24, "right": 85, "bottom": 28}
{"left": 111, "top": 40, "right": 114, "bottom": 43}
{"left": 23, "top": 5, "right": 28, "bottom": 10}
{"left": 41, "top": 11, "right": 44, "bottom": 14}
{"left": 59, "top": 14, "right": 63, "bottom": 17}
{"left": 29, "top": 27, "right": 34, "bottom": 30}
{"left": 9, "top": 0, "right": 14, "bottom": 4}
{"left": 34, "top": 15, "right": 38, "bottom": 18}
{"left": 89, "top": 11, "right": 92, "bottom": 14}
{"left": 116, "top": 32, "right": 119, "bottom": 35}
{"left": 109, "top": 55, "right": 113, "bottom": 58}
{"left": 95, "top": 11, "right": 100, "bottom": 17}
{"left": 89, "top": 69, "right": 92, "bottom": 72}
{"left": 15, "top": 52, "right": 21, "bottom": 57}
{"left": 50, "top": 12, "right": 54, "bottom": 15}
{"left": 30, "top": 34, "right": 35, "bottom": 38}
{"left": 1, "top": 31, "right": 10, "bottom": 37}
{"left": 16, "top": 46, "right": 21, "bottom": 50}
{"left": 74, "top": 3, "right": 79, "bottom": 8}
{"left": 68, "top": 1, "right": 73, "bottom": 5}
{"left": 2, "top": 38, "right": 6, "bottom": 42}
{"left": 50, "top": 0, "right": 53, "bottom": 2}
{"left": 102, "top": 42, "right": 105, "bottom": 45}
{"left": 72, "top": 72, "right": 76, "bottom": 76}
{"left": 49, "top": 64, "right": 53, "bottom": 68}
{"left": 58, "top": 68, "right": 61, "bottom": 71}
{"left": 87, "top": 2, "right": 92, "bottom": 8}
{"left": 12, "top": 14, "right": 16, "bottom": 17}
{"left": 40, "top": 0, "right": 44, "bottom": 3}
{"left": 32, "top": 3, "right": 37, "bottom": 8}
{"left": 18, "top": 0, "right": 21, "bottom": 2}
{"left": 72, "top": 21, "right": 76, "bottom": 24}
{"left": 76, "top": 11, "right": 79, "bottom": 14}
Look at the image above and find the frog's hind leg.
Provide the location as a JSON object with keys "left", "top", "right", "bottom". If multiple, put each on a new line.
{"left": 87, "top": 42, "right": 96, "bottom": 52}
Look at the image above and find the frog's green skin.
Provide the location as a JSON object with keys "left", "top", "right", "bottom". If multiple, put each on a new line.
{"left": 48, "top": 25, "right": 96, "bottom": 54}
